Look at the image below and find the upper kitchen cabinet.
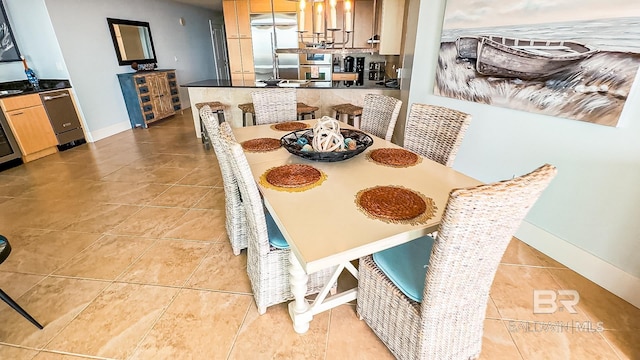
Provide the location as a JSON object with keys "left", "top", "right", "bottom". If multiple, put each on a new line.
{"left": 223, "top": 0, "right": 252, "bottom": 38}
{"left": 297, "top": 0, "right": 375, "bottom": 49}
{"left": 251, "top": 0, "right": 297, "bottom": 13}
{"left": 224, "top": 0, "right": 255, "bottom": 85}
{"left": 377, "top": 0, "right": 405, "bottom": 55}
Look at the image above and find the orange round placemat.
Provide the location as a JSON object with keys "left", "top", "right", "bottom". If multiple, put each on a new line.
{"left": 260, "top": 164, "right": 327, "bottom": 192}
{"left": 356, "top": 185, "right": 436, "bottom": 225}
{"left": 368, "top": 148, "right": 421, "bottom": 167}
{"left": 272, "top": 121, "right": 308, "bottom": 131}
{"left": 241, "top": 138, "right": 281, "bottom": 152}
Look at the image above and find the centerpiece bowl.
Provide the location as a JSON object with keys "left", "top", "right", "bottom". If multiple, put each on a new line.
{"left": 281, "top": 128, "right": 373, "bottom": 162}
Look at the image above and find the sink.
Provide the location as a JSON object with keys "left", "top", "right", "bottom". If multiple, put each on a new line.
{"left": 277, "top": 80, "right": 310, "bottom": 88}
{"left": 0, "top": 89, "right": 24, "bottom": 96}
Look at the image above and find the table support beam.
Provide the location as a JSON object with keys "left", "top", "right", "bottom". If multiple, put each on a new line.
{"left": 288, "top": 253, "right": 360, "bottom": 334}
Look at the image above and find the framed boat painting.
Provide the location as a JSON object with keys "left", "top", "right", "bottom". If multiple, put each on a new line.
{"left": 434, "top": 0, "right": 640, "bottom": 127}
{"left": 0, "top": 0, "right": 21, "bottom": 62}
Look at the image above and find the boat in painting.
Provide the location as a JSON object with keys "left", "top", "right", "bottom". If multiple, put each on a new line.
{"left": 455, "top": 35, "right": 598, "bottom": 80}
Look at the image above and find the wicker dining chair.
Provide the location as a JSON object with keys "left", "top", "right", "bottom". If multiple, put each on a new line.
{"left": 403, "top": 104, "right": 472, "bottom": 167}
{"left": 219, "top": 126, "right": 336, "bottom": 314}
{"left": 199, "top": 106, "right": 246, "bottom": 255}
{"left": 360, "top": 94, "right": 402, "bottom": 142}
{"left": 357, "top": 164, "right": 557, "bottom": 360}
{"left": 251, "top": 88, "right": 297, "bottom": 125}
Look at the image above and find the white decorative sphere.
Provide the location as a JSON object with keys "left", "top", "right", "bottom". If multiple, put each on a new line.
{"left": 312, "top": 116, "right": 345, "bottom": 152}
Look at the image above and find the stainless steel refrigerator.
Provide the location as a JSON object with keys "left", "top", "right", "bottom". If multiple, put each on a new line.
{"left": 250, "top": 13, "right": 299, "bottom": 81}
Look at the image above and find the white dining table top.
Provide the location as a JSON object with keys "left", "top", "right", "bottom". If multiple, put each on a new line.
{"left": 232, "top": 120, "right": 481, "bottom": 274}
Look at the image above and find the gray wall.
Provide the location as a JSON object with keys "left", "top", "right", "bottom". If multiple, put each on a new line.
{"left": 407, "top": 0, "right": 640, "bottom": 302}
{"left": 2, "top": 0, "right": 223, "bottom": 141}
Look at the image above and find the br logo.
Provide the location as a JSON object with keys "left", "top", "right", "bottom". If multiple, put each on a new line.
{"left": 533, "top": 290, "right": 580, "bottom": 314}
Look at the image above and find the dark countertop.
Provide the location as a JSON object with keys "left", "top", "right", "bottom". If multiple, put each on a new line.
{"left": 181, "top": 78, "right": 399, "bottom": 90}
{"left": 0, "top": 79, "right": 72, "bottom": 99}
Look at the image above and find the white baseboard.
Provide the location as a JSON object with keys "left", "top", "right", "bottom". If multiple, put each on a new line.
{"left": 516, "top": 221, "right": 640, "bottom": 309}
{"left": 87, "top": 120, "right": 132, "bottom": 142}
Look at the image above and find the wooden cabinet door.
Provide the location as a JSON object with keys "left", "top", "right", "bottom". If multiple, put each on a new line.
{"left": 273, "top": 0, "right": 297, "bottom": 12}
{"left": 239, "top": 38, "right": 254, "bottom": 74}
{"left": 353, "top": 0, "right": 375, "bottom": 48}
{"left": 250, "top": 0, "right": 272, "bottom": 13}
{"left": 223, "top": 0, "right": 239, "bottom": 38}
{"left": 227, "top": 38, "right": 244, "bottom": 75}
{"left": 148, "top": 73, "right": 174, "bottom": 120}
{"left": 236, "top": 0, "right": 252, "bottom": 38}
{"left": 378, "top": 0, "right": 404, "bottom": 54}
{"left": 6, "top": 106, "right": 57, "bottom": 155}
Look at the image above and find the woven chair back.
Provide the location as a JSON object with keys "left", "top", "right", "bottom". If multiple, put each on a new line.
{"left": 418, "top": 164, "right": 557, "bottom": 357}
{"left": 403, "top": 104, "right": 471, "bottom": 167}
{"left": 360, "top": 94, "right": 402, "bottom": 142}
{"left": 251, "top": 88, "right": 297, "bottom": 125}
{"left": 220, "top": 129, "right": 272, "bottom": 256}
{"left": 200, "top": 108, "right": 247, "bottom": 255}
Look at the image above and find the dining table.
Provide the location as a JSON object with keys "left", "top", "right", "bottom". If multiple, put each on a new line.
{"left": 231, "top": 119, "right": 481, "bottom": 334}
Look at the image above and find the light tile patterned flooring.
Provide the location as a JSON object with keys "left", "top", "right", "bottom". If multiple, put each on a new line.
{"left": 0, "top": 112, "right": 638, "bottom": 359}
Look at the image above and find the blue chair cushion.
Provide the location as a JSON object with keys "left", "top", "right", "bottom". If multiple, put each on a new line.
{"left": 265, "top": 211, "right": 289, "bottom": 249}
{"left": 372, "top": 235, "right": 435, "bottom": 302}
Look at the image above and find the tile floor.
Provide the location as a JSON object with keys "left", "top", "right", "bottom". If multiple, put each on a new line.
{"left": 0, "top": 111, "right": 638, "bottom": 360}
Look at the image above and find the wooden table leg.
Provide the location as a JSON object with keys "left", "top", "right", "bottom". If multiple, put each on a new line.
{"left": 288, "top": 252, "right": 311, "bottom": 334}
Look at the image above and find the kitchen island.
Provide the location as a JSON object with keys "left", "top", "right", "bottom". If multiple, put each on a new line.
{"left": 181, "top": 79, "right": 400, "bottom": 138}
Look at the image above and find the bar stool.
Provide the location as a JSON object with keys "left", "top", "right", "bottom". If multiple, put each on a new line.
{"left": 195, "top": 101, "right": 226, "bottom": 124}
{"left": 331, "top": 103, "right": 363, "bottom": 128}
{"left": 297, "top": 102, "right": 319, "bottom": 120}
{"left": 238, "top": 102, "right": 319, "bottom": 126}
{"left": 0, "top": 235, "right": 44, "bottom": 329}
{"left": 196, "top": 101, "right": 225, "bottom": 150}
{"left": 238, "top": 102, "right": 254, "bottom": 127}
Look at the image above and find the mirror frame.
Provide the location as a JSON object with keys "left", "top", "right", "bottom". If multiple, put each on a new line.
{"left": 107, "top": 17, "right": 157, "bottom": 66}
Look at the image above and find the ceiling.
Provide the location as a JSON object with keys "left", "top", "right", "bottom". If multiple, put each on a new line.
{"left": 172, "top": 0, "right": 223, "bottom": 11}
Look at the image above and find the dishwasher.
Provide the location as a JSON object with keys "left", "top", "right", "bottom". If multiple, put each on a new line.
{"left": 40, "top": 90, "right": 86, "bottom": 149}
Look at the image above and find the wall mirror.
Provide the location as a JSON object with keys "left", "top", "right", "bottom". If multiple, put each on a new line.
{"left": 107, "top": 18, "right": 157, "bottom": 65}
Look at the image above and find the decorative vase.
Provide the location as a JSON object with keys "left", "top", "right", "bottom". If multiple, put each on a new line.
{"left": 21, "top": 56, "right": 40, "bottom": 90}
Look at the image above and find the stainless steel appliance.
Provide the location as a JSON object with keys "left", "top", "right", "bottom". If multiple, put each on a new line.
{"left": 40, "top": 90, "right": 85, "bottom": 149}
{"left": 343, "top": 56, "right": 355, "bottom": 87}
{"left": 0, "top": 110, "right": 21, "bottom": 167}
{"left": 299, "top": 53, "right": 332, "bottom": 85}
{"left": 298, "top": 53, "right": 332, "bottom": 65}
{"left": 251, "top": 13, "right": 299, "bottom": 81}
{"left": 355, "top": 57, "right": 365, "bottom": 86}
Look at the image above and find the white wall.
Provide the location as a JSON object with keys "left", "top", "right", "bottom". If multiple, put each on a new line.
{"left": 1, "top": 0, "right": 69, "bottom": 81}
{"left": 42, "top": 0, "right": 223, "bottom": 140}
{"left": 408, "top": 0, "right": 640, "bottom": 306}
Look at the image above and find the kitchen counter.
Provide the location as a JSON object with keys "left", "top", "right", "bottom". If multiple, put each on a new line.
{"left": 0, "top": 79, "right": 72, "bottom": 99}
{"left": 181, "top": 78, "right": 398, "bottom": 90}
{"left": 183, "top": 79, "right": 400, "bottom": 138}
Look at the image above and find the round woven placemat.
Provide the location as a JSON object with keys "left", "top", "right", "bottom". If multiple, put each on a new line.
{"left": 271, "top": 122, "right": 308, "bottom": 131}
{"left": 367, "top": 148, "right": 421, "bottom": 168}
{"left": 260, "top": 164, "right": 327, "bottom": 192}
{"left": 355, "top": 185, "right": 436, "bottom": 225}
{"left": 241, "top": 138, "right": 281, "bottom": 152}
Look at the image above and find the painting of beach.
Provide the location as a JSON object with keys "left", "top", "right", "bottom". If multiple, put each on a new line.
{"left": 435, "top": 1, "right": 640, "bottom": 127}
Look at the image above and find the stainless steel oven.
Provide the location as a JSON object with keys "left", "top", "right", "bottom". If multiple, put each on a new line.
{"left": 299, "top": 65, "right": 332, "bottom": 82}
{"left": 299, "top": 53, "right": 332, "bottom": 65}
{"left": 0, "top": 110, "right": 21, "bottom": 166}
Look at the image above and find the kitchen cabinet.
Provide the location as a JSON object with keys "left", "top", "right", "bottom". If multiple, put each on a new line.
{"left": 224, "top": 0, "right": 255, "bottom": 85}
{"left": 251, "top": 0, "right": 297, "bottom": 13}
{"left": 297, "top": 0, "right": 377, "bottom": 50}
{"left": 0, "top": 94, "right": 58, "bottom": 162}
{"left": 224, "top": 0, "right": 252, "bottom": 38}
{"left": 377, "top": 0, "right": 404, "bottom": 55}
{"left": 117, "top": 70, "right": 181, "bottom": 128}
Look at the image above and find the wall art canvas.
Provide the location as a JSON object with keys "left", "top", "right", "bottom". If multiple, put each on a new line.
{"left": 0, "top": 0, "right": 20, "bottom": 62}
{"left": 434, "top": 0, "right": 640, "bottom": 127}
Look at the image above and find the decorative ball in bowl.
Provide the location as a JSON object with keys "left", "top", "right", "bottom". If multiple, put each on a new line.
{"left": 280, "top": 128, "right": 373, "bottom": 162}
